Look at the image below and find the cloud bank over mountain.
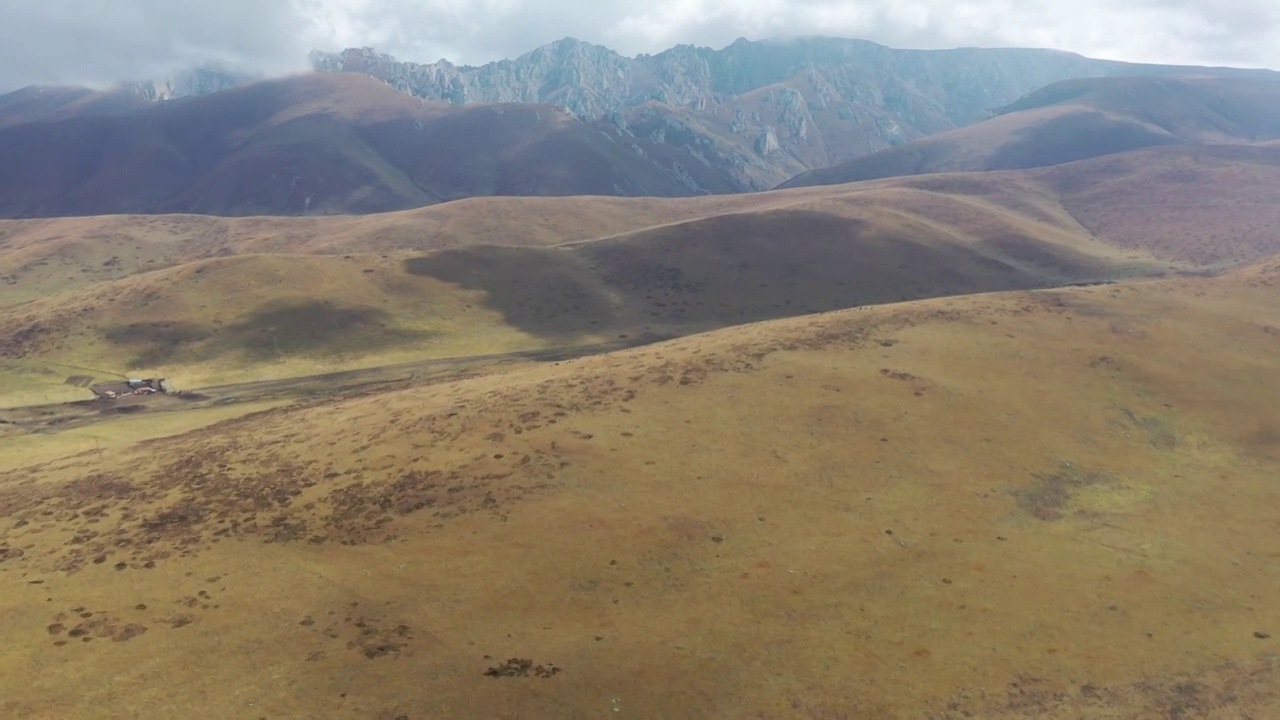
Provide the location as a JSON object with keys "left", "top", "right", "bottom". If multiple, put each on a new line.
{"left": 1, "top": 0, "right": 1277, "bottom": 91}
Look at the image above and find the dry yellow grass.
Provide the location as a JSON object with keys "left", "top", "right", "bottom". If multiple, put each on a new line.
{"left": 1, "top": 264, "right": 1277, "bottom": 718}
{"left": 0, "top": 398, "right": 291, "bottom": 473}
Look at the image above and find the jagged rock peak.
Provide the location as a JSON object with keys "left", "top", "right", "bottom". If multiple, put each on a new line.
{"left": 119, "top": 66, "right": 255, "bottom": 101}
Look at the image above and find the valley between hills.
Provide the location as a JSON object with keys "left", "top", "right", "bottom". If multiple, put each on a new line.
{"left": 1, "top": 48, "right": 1279, "bottom": 720}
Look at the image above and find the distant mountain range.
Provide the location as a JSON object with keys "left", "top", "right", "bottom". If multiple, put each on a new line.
{"left": 0, "top": 36, "right": 1278, "bottom": 217}
{"left": 0, "top": 73, "right": 751, "bottom": 217}
{"left": 307, "top": 37, "right": 1276, "bottom": 190}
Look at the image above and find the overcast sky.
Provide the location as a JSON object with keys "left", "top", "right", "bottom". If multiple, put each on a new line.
{"left": 1, "top": 0, "right": 1277, "bottom": 91}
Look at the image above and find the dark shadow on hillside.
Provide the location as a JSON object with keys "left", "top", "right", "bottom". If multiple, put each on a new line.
{"left": 223, "top": 302, "right": 434, "bottom": 361}
{"left": 104, "top": 321, "right": 211, "bottom": 368}
{"left": 577, "top": 210, "right": 1048, "bottom": 325}
{"left": 404, "top": 247, "right": 622, "bottom": 339}
{"left": 104, "top": 301, "right": 433, "bottom": 368}
{"left": 410, "top": 210, "right": 1113, "bottom": 341}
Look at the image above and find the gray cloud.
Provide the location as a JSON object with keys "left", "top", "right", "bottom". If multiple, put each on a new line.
{"left": 0, "top": 0, "right": 317, "bottom": 91}
{"left": 1, "top": 0, "right": 1277, "bottom": 92}
{"left": 316, "top": 0, "right": 1280, "bottom": 70}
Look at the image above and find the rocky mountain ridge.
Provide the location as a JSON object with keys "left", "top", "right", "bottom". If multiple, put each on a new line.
{"left": 308, "top": 36, "right": 1277, "bottom": 189}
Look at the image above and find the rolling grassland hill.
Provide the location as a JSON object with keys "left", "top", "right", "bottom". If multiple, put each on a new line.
{"left": 782, "top": 75, "right": 1280, "bottom": 188}
{"left": 4, "top": 141, "right": 1280, "bottom": 407}
{"left": 0, "top": 257, "right": 1277, "bottom": 718}
{"left": 0, "top": 182, "right": 1165, "bottom": 404}
{"left": 4, "top": 139, "right": 1275, "bottom": 311}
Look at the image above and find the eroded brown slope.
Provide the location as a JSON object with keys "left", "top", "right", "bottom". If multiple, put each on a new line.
{"left": 0, "top": 266, "right": 1277, "bottom": 718}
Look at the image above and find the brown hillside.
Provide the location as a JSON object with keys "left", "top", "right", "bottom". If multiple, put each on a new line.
{"left": 1032, "top": 143, "right": 1280, "bottom": 265}
{"left": 1, "top": 264, "right": 1277, "bottom": 718}
{"left": 0, "top": 73, "right": 743, "bottom": 219}
{"left": 782, "top": 75, "right": 1280, "bottom": 188}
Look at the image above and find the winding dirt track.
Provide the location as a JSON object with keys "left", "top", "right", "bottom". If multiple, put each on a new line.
{"left": 0, "top": 334, "right": 673, "bottom": 435}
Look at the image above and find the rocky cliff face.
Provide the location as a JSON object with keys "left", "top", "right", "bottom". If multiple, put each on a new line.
{"left": 121, "top": 67, "right": 256, "bottom": 102}
{"left": 309, "top": 36, "right": 1274, "bottom": 190}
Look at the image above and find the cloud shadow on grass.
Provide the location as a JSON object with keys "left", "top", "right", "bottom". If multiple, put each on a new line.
{"left": 103, "top": 301, "right": 434, "bottom": 369}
